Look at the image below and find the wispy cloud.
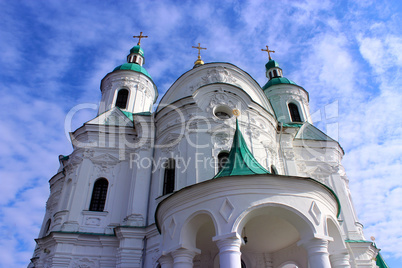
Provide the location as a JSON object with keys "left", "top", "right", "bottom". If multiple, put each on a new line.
{"left": 0, "top": 0, "right": 401, "bottom": 267}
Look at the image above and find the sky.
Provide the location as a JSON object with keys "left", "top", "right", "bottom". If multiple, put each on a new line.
{"left": 0, "top": 0, "right": 401, "bottom": 267}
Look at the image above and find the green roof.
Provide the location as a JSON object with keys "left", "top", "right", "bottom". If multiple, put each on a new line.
{"left": 262, "top": 77, "right": 298, "bottom": 90}
{"left": 376, "top": 253, "right": 389, "bottom": 268}
{"left": 129, "top": 45, "right": 144, "bottom": 56}
{"left": 214, "top": 119, "right": 270, "bottom": 178}
{"left": 113, "top": 63, "right": 152, "bottom": 80}
{"left": 265, "top": 59, "right": 281, "bottom": 70}
{"left": 119, "top": 110, "right": 134, "bottom": 122}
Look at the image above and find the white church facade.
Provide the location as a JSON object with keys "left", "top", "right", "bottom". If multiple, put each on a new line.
{"left": 29, "top": 37, "right": 386, "bottom": 268}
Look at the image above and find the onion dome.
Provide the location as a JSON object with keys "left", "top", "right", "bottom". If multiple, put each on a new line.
{"left": 113, "top": 44, "right": 153, "bottom": 79}
{"left": 113, "top": 63, "right": 152, "bottom": 79}
{"left": 262, "top": 59, "right": 299, "bottom": 90}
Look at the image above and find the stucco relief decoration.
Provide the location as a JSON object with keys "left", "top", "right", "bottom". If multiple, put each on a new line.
{"left": 46, "top": 188, "right": 62, "bottom": 214}
{"left": 246, "top": 127, "right": 260, "bottom": 139}
{"left": 207, "top": 92, "right": 236, "bottom": 114}
{"left": 83, "top": 149, "right": 95, "bottom": 158}
{"left": 297, "top": 162, "right": 307, "bottom": 173}
{"left": 160, "top": 133, "right": 182, "bottom": 154}
{"left": 213, "top": 132, "right": 230, "bottom": 146}
{"left": 251, "top": 117, "right": 268, "bottom": 130}
{"left": 283, "top": 150, "right": 295, "bottom": 160}
{"left": 309, "top": 201, "right": 322, "bottom": 225}
{"left": 64, "top": 156, "right": 83, "bottom": 179}
{"left": 91, "top": 153, "right": 120, "bottom": 177}
{"left": 85, "top": 217, "right": 101, "bottom": 226}
{"left": 202, "top": 66, "right": 236, "bottom": 84}
{"left": 70, "top": 258, "right": 98, "bottom": 268}
{"left": 219, "top": 198, "right": 235, "bottom": 222}
{"left": 167, "top": 217, "right": 177, "bottom": 239}
{"left": 123, "top": 214, "right": 144, "bottom": 226}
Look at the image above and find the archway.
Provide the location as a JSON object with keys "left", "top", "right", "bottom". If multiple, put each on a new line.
{"left": 180, "top": 212, "right": 218, "bottom": 267}
{"left": 234, "top": 204, "right": 314, "bottom": 268}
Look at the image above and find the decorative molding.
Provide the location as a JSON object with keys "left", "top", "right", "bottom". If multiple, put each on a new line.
{"left": 283, "top": 150, "right": 295, "bottom": 160}
{"left": 202, "top": 66, "right": 236, "bottom": 84}
{"left": 167, "top": 217, "right": 177, "bottom": 239}
{"left": 309, "top": 201, "right": 322, "bottom": 225}
{"left": 123, "top": 214, "right": 145, "bottom": 227}
{"left": 219, "top": 198, "right": 235, "bottom": 222}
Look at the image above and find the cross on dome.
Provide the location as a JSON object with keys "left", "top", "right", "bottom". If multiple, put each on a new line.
{"left": 133, "top": 32, "right": 148, "bottom": 46}
{"left": 192, "top": 43, "right": 207, "bottom": 57}
{"left": 192, "top": 43, "right": 207, "bottom": 67}
{"left": 261, "top": 45, "right": 275, "bottom": 60}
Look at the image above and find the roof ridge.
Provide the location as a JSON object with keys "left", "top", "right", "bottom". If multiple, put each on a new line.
{"left": 214, "top": 118, "right": 269, "bottom": 178}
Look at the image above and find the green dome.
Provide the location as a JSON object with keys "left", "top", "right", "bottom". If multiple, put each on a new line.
{"left": 262, "top": 77, "right": 298, "bottom": 90}
{"left": 265, "top": 59, "right": 281, "bottom": 70}
{"left": 113, "top": 63, "right": 152, "bottom": 79}
{"left": 129, "top": 45, "right": 144, "bottom": 57}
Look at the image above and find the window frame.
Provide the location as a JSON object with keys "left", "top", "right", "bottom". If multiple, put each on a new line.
{"left": 115, "top": 88, "right": 130, "bottom": 109}
{"left": 89, "top": 178, "right": 109, "bottom": 212}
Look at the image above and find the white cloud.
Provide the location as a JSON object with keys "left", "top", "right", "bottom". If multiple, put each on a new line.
{"left": 1, "top": 0, "right": 401, "bottom": 266}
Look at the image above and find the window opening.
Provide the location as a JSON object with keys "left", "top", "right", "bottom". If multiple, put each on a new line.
{"left": 89, "top": 178, "right": 109, "bottom": 211}
{"left": 271, "top": 165, "right": 278, "bottom": 175}
{"left": 115, "top": 89, "right": 129, "bottom": 109}
{"left": 44, "top": 219, "right": 51, "bottom": 235}
{"left": 288, "top": 103, "right": 302, "bottom": 122}
{"left": 218, "top": 152, "right": 230, "bottom": 172}
{"left": 163, "top": 159, "right": 175, "bottom": 195}
{"left": 273, "top": 69, "right": 278, "bottom": 77}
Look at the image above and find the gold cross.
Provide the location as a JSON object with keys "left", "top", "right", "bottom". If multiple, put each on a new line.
{"left": 261, "top": 45, "right": 275, "bottom": 60}
{"left": 192, "top": 43, "right": 207, "bottom": 57}
{"left": 133, "top": 32, "right": 148, "bottom": 46}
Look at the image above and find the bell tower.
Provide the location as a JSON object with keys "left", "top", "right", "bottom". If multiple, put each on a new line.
{"left": 98, "top": 32, "right": 158, "bottom": 115}
{"left": 261, "top": 45, "right": 312, "bottom": 124}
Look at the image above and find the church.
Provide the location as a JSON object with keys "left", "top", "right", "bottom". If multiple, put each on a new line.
{"left": 29, "top": 33, "right": 387, "bottom": 268}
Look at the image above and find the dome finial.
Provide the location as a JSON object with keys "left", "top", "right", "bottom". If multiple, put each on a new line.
{"left": 261, "top": 45, "right": 275, "bottom": 60}
{"left": 133, "top": 31, "right": 148, "bottom": 46}
{"left": 192, "top": 43, "right": 207, "bottom": 67}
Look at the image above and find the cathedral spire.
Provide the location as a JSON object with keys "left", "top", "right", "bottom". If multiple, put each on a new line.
{"left": 192, "top": 43, "right": 207, "bottom": 67}
{"left": 214, "top": 111, "right": 269, "bottom": 179}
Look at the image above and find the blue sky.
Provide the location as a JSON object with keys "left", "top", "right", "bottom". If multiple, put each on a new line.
{"left": 0, "top": 0, "right": 401, "bottom": 267}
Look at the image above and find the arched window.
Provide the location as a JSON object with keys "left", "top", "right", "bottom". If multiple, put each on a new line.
{"left": 288, "top": 103, "right": 302, "bottom": 122}
{"left": 271, "top": 165, "right": 278, "bottom": 175}
{"left": 115, "top": 89, "right": 129, "bottom": 109}
{"left": 43, "top": 219, "right": 51, "bottom": 236}
{"left": 218, "top": 152, "right": 230, "bottom": 172}
{"left": 269, "top": 72, "right": 273, "bottom": 79}
{"left": 273, "top": 69, "right": 278, "bottom": 77}
{"left": 89, "top": 178, "right": 109, "bottom": 211}
{"left": 163, "top": 159, "right": 175, "bottom": 195}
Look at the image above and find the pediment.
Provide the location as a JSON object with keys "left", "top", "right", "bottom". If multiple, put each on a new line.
{"left": 87, "top": 107, "right": 133, "bottom": 127}
{"left": 91, "top": 153, "right": 120, "bottom": 164}
{"left": 295, "top": 123, "right": 335, "bottom": 141}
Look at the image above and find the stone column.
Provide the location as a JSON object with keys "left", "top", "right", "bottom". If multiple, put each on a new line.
{"left": 171, "top": 248, "right": 199, "bottom": 268}
{"left": 213, "top": 233, "right": 242, "bottom": 268}
{"left": 158, "top": 255, "right": 174, "bottom": 268}
{"left": 330, "top": 251, "right": 351, "bottom": 268}
{"left": 303, "top": 238, "right": 331, "bottom": 268}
